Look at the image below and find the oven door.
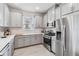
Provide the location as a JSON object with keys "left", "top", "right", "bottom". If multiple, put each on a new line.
{"left": 43, "top": 37, "right": 51, "bottom": 46}
{"left": 43, "top": 37, "right": 51, "bottom": 51}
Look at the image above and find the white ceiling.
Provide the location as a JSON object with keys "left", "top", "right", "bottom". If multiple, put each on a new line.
{"left": 8, "top": 3, "right": 54, "bottom": 13}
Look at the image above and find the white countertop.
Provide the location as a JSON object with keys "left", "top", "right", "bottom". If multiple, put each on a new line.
{"left": 0, "top": 35, "right": 15, "bottom": 52}
{"left": 15, "top": 33, "right": 44, "bottom": 36}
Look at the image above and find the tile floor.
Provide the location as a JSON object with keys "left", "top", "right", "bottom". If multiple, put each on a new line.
{"left": 13, "top": 44, "right": 55, "bottom": 56}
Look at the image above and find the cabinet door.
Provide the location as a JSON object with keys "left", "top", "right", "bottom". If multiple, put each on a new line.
{"left": 35, "top": 34, "right": 43, "bottom": 44}
{"left": 10, "top": 12, "right": 17, "bottom": 27}
{"left": 61, "top": 4, "right": 73, "bottom": 15}
{"left": 18, "top": 37, "right": 24, "bottom": 48}
{"left": 48, "top": 9, "right": 52, "bottom": 22}
{"left": 51, "top": 8, "right": 55, "bottom": 21}
{"left": 1, "top": 44, "right": 9, "bottom": 56}
{"left": 72, "top": 3, "right": 79, "bottom": 12}
{"left": 35, "top": 15, "right": 43, "bottom": 28}
{"left": 14, "top": 36, "right": 19, "bottom": 48}
{"left": 24, "top": 36, "right": 31, "bottom": 46}
{"left": 10, "top": 11, "right": 22, "bottom": 27}
{"left": 55, "top": 7, "right": 61, "bottom": 19}
{"left": 43, "top": 14, "right": 48, "bottom": 27}
{"left": 3, "top": 50, "right": 9, "bottom": 56}
{"left": 0, "top": 3, "right": 4, "bottom": 26}
{"left": 16, "top": 12, "right": 22, "bottom": 27}
{"left": 4, "top": 4, "right": 10, "bottom": 26}
{"left": 15, "top": 36, "right": 24, "bottom": 48}
{"left": 30, "top": 34, "right": 43, "bottom": 45}
{"left": 9, "top": 38, "right": 14, "bottom": 56}
{"left": 30, "top": 35, "right": 36, "bottom": 45}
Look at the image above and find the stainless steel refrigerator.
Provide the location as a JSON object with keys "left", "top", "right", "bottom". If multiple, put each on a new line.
{"left": 55, "top": 14, "right": 74, "bottom": 56}
{"left": 60, "top": 12, "right": 79, "bottom": 56}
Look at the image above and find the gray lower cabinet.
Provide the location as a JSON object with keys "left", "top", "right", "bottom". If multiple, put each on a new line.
{"left": 14, "top": 34, "right": 43, "bottom": 49}
{"left": 30, "top": 35, "right": 36, "bottom": 45}
{"left": 0, "top": 38, "right": 14, "bottom": 56}
{"left": 0, "top": 44, "right": 9, "bottom": 56}
{"left": 14, "top": 36, "right": 25, "bottom": 48}
{"left": 9, "top": 38, "right": 14, "bottom": 56}
{"left": 24, "top": 36, "right": 31, "bottom": 46}
{"left": 30, "top": 34, "right": 43, "bottom": 45}
{"left": 14, "top": 35, "right": 31, "bottom": 48}
{"left": 35, "top": 34, "right": 43, "bottom": 44}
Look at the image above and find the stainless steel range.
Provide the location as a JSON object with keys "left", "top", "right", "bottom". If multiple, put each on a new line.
{"left": 43, "top": 35, "right": 52, "bottom": 51}
{"left": 43, "top": 30, "right": 56, "bottom": 54}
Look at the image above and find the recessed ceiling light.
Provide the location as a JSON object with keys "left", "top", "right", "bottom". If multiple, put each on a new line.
{"left": 35, "top": 6, "right": 40, "bottom": 10}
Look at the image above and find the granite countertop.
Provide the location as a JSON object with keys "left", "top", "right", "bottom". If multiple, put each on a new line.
{"left": 0, "top": 35, "right": 15, "bottom": 52}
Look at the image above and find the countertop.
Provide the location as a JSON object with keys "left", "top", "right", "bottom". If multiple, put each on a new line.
{"left": 0, "top": 35, "right": 15, "bottom": 52}
{"left": 15, "top": 33, "right": 44, "bottom": 36}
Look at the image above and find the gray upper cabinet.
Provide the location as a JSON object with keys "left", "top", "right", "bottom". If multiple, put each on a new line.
{"left": 48, "top": 8, "right": 53, "bottom": 23}
{"left": 4, "top": 4, "right": 10, "bottom": 26}
{"left": 0, "top": 3, "right": 4, "bottom": 26}
{"left": 0, "top": 4, "right": 10, "bottom": 27}
{"left": 61, "top": 3, "right": 73, "bottom": 15}
{"left": 55, "top": 6, "right": 61, "bottom": 19}
{"left": 48, "top": 9, "right": 52, "bottom": 22}
{"left": 51, "top": 8, "right": 55, "bottom": 22}
{"left": 35, "top": 15, "right": 43, "bottom": 28}
{"left": 43, "top": 14, "right": 48, "bottom": 28}
{"left": 72, "top": 3, "right": 79, "bottom": 12}
{"left": 10, "top": 11, "right": 22, "bottom": 27}
{"left": 48, "top": 7, "right": 55, "bottom": 22}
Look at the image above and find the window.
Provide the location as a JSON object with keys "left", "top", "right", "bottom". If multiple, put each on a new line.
{"left": 23, "top": 16, "right": 36, "bottom": 29}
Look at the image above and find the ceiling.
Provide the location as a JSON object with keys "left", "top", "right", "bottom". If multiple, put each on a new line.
{"left": 8, "top": 3, "right": 54, "bottom": 13}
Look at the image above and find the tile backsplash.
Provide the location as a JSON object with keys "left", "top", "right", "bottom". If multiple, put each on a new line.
{"left": 10, "top": 28, "right": 42, "bottom": 35}
{"left": 0, "top": 27, "right": 43, "bottom": 36}
{"left": 0, "top": 27, "right": 4, "bottom": 37}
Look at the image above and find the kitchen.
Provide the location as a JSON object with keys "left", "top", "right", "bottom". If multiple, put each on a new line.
{"left": 0, "top": 3, "right": 79, "bottom": 56}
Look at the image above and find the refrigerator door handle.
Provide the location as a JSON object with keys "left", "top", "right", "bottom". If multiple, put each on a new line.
{"left": 62, "top": 26, "right": 66, "bottom": 55}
